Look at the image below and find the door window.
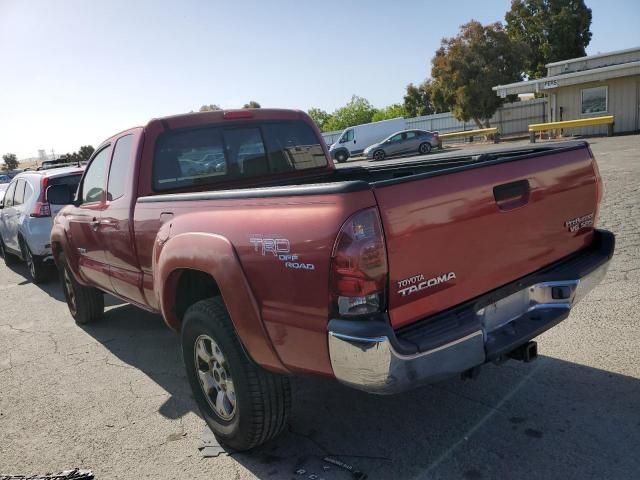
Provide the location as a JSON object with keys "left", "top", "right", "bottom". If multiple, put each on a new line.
{"left": 388, "top": 133, "right": 403, "bottom": 142}
{"left": 107, "top": 135, "right": 133, "bottom": 201}
{"left": 80, "top": 147, "right": 110, "bottom": 204}
{"left": 12, "top": 180, "right": 25, "bottom": 206}
{"left": 340, "top": 129, "right": 354, "bottom": 143}
{"left": 3, "top": 181, "right": 16, "bottom": 207}
{"left": 405, "top": 131, "right": 417, "bottom": 139}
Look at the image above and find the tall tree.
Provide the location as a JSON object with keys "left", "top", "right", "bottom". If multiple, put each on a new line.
{"left": 199, "top": 104, "right": 222, "bottom": 112}
{"left": 242, "top": 101, "right": 261, "bottom": 109}
{"left": 431, "top": 20, "right": 527, "bottom": 128}
{"left": 2, "top": 153, "right": 18, "bottom": 171}
{"left": 324, "top": 95, "right": 376, "bottom": 132}
{"left": 307, "top": 108, "right": 333, "bottom": 131}
{"left": 506, "top": 0, "right": 592, "bottom": 78}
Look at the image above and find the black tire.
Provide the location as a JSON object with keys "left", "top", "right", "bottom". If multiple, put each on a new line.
{"left": 419, "top": 142, "right": 432, "bottom": 154}
{"left": 335, "top": 150, "right": 349, "bottom": 163}
{"left": 373, "top": 149, "right": 386, "bottom": 161}
{"left": 19, "top": 238, "right": 48, "bottom": 284}
{"left": 0, "top": 236, "right": 18, "bottom": 266}
{"left": 59, "top": 255, "right": 104, "bottom": 325}
{"left": 182, "top": 297, "right": 291, "bottom": 451}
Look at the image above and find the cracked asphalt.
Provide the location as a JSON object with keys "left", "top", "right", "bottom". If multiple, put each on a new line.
{"left": 1, "top": 135, "right": 639, "bottom": 479}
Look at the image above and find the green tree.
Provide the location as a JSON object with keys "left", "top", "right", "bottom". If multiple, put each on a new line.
{"left": 199, "top": 104, "right": 222, "bottom": 112}
{"left": 324, "top": 95, "right": 377, "bottom": 131}
{"left": 431, "top": 20, "right": 527, "bottom": 128}
{"left": 506, "top": 0, "right": 592, "bottom": 78}
{"left": 371, "top": 103, "right": 407, "bottom": 122}
{"left": 2, "top": 153, "right": 18, "bottom": 171}
{"left": 403, "top": 79, "right": 452, "bottom": 117}
{"left": 307, "top": 108, "right": 333, "bottom": 131}
{"left": 77, "top": 145, "right": 95, "bottom": 162}
{"left": 242, "top": 101, "right": 261, "bottom": 109}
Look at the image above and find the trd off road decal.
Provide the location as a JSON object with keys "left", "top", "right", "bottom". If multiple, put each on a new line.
{"left": 397, "top": 272, "right": 456, "bottom": 297}
{"left": 249, "top": 234, "right": 315, "bottom": 271}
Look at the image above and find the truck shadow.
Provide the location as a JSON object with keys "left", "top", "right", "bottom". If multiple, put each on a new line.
{"left": 82, "top": 303, "right": 640, "bottom": 480}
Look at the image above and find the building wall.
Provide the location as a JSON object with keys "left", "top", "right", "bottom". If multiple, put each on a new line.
{"left": 552, "top": 76, "right": 640, "bottom": 135}
{"left": 547, "top": 48, "right": 640, "bottom": 76}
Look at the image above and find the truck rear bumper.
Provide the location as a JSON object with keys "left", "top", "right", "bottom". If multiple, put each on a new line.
{"left": 328, "top": 229, "right": 614, "bottom": 394}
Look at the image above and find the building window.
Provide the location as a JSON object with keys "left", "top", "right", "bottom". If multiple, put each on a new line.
{"left": 581, "top": 86, "right": 607, "bottom": 114}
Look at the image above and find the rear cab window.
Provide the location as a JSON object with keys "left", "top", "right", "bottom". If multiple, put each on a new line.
{"left": 47, "top": 174, "right": 83, "bottom": 203}
{"left": 153, "top": 120, "right": 327, "bottom": 191}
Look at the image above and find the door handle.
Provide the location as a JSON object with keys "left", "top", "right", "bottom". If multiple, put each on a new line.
{"left": 493, "top": 179, "right": 530, "bottom": 210}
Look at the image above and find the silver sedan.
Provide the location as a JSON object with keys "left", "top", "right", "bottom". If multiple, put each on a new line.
{"left": 364, "top": 129, "right": 441, "bottom": 161}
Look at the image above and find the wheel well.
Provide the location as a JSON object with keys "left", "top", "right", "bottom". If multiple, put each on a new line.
{"left": 174, "top": 269, "right": 221, "bottom": 324}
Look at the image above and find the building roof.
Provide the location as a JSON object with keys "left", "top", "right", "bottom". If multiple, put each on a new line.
{"left": 545, "top": 46, "right": 640, "bottom": 67}
{"left": 493, "top": 46, "right": 640, "bottom": 97}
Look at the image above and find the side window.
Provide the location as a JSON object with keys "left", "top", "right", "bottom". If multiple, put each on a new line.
{"left": 13, "top": 180, "right": 25, "bottom": 206}
{"left": 81, "top": 147, "right": 110, "bottom": 204}
{"left": 23, "top": 181, "right": 34, "bottom": 204}
{"left": 107, "top": 135, "right": 134, "bottom": 201}
{"left": 3, "top": 181, "right": 16, "bottom": 207}
{"left": 389, "top": 133, "right": 403, "bottom": 142}
{"left": 405, "top": 131, "right": 417, "bottom": 139}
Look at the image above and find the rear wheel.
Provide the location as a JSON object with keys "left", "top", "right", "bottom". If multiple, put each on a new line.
{"left": 419, "top": 142, "right": 432, "bottom": 154}
{"left": 19, "top": 238, "right": 47, "bottom": 283}
{"left": 373, "top": 149, "right": 386, "bottom": 161}
{"left": 59, "top": 256, "right": 104, "bottom": 325}
{"left": 0, "top": 236, "right": 18, "bottom": 266}
{"left": 182, "top": 297, "right": 291, "bottom": 451}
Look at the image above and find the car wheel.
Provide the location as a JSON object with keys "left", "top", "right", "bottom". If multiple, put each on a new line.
{"left": 335, "top": 151, "right": 349, "bottom": 163}
{"left": 19, "top": 238, "right": 47, "bottom": 283}
{"left": 59, "top": 255, "right": 104, "bottom": 325}
{"left": 373, "top": 150, "right": 386, "bottom": 161}
{"left": 0, "top": 236, "right": 18, "bottom": 266}
{"left": 419, "top": 142, "right": 432, "bottom": 154}
{"left": 182, "top": 297, "right": 291, "bottom": 451}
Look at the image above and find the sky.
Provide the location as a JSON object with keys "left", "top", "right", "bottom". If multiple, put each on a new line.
{"left": 1, "top": 0, "right": 639, "bottom": 159}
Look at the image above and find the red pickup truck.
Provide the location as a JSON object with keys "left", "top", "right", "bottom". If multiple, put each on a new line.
{"left": 50, "top": 109, "right": 613, "bottom": 450}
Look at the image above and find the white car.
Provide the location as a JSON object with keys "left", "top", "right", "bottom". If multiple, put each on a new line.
{"left": 0, "top": 167, "right": 84, "bottom": 282}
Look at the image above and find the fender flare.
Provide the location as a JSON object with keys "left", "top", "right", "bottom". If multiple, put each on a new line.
{"left": 50, "top": 222, "right": 86, "bottom": 284}
{"left": 155, "top": 232, "right": 288, "bottom": 374}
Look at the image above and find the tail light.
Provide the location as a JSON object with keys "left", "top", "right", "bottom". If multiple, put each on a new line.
{"left": 330, "top": 207, "right": 388, "bottom": 317}
{"left": 588, "top": 146, "right": 603, "bottom": 225}
{"left": 223, "top": 110, "right": 254, "bottom": 120}
{"left": 30, "top": 177, "right": 51, "bottom": 218}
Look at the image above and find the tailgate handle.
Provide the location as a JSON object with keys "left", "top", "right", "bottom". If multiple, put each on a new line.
{"left": 493, "top": 179, "right": 530, "bottom": 202}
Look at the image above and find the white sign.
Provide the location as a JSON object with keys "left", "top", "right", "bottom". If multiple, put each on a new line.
{"left": 542, "top": 80, "right": 559, "bottom": 89}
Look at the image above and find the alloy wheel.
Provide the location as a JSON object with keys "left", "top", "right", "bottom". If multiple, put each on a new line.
{"left": 194, "top": 334, "right": 237, "bottom": 421}
{"left": 374, "top": 150, "right": 385, "bottom": 161}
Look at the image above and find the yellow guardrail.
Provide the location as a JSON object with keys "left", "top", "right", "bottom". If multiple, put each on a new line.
{"left": 528, "top": 115, "right": 614, "bottom": 142}
{"left": 439, "top": 127, "right": 499, "bottom": 141}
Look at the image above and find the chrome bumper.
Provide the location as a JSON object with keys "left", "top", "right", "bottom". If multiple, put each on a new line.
{"left": 328, "top": 232, "right": 613, "bottom": 394}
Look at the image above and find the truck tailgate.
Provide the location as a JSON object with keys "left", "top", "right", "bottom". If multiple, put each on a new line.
{"left": 374, "top": 145, "right": 600, "bottom": 329}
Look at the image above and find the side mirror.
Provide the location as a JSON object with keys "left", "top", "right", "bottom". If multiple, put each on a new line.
{"left": 46, "top": 185, "right": 74, "bottom": 205}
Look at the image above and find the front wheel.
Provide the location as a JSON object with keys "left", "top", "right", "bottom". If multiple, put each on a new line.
{"left": 419, "top": 142, "right": 432, "bottom": 154}
{"left": 335, "top": 150, "right": 349, "bottom": 163}
{"left": 59, "top": 256, "right": 104, "bottom": 325}
{"left": 182, "top": 297, "right": 291, "bottom": 451}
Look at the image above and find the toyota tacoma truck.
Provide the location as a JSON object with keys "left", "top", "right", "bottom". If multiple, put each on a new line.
{"left": 50, "top": 109, "right": 614, "bottom": 450}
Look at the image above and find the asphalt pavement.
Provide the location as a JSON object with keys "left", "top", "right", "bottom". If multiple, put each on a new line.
{"left": 1, "top": 135, "right": 639, "bottom": 479}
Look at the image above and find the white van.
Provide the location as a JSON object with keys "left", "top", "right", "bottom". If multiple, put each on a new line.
{"left": 328, "top": 117, "right": 406, "bottom": 163}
